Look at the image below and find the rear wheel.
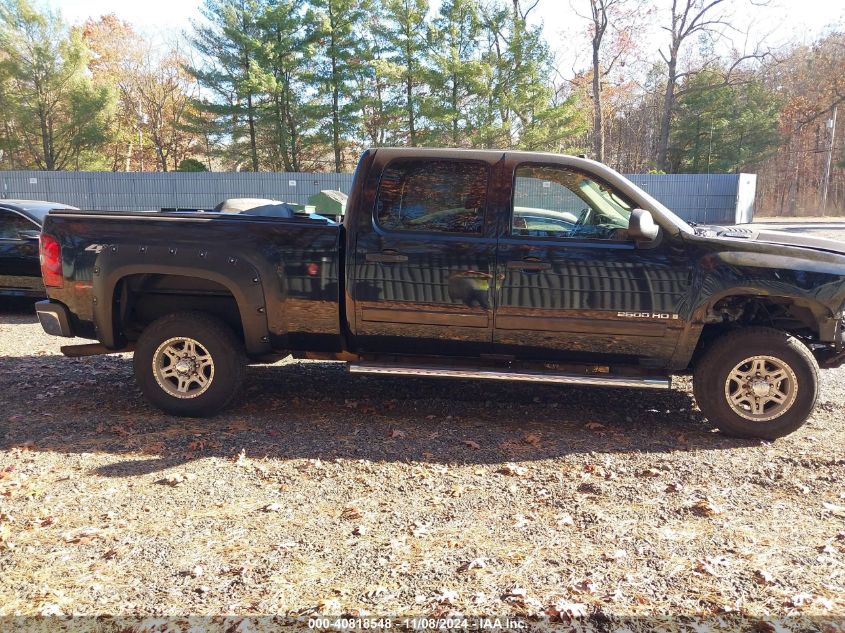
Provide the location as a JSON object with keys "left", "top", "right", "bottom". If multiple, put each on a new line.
{"left": 693, "top": 327, "right": 819, "bottom": 439}
{"left": 133, "top": 312, "right": 246, "bottom": 416}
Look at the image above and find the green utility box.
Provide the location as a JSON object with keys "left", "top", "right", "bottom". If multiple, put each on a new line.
{"left": 307, "top": 190, "right": 347, "bottom": 221}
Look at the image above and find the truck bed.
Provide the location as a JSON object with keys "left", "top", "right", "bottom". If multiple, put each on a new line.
{"left": 42, "top": 209, "right": 344, "bottom": 356}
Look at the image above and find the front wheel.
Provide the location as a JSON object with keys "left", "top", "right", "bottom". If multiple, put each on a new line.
{"left": 133, "top": 312, "right": 246, "bottom": 417}
{"left": 693, "top": 327, "right": 819, "bottom": 440}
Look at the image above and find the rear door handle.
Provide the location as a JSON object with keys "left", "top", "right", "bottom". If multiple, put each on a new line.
{"left": 366, "top": 251, "right": 409, "bottom": 263}
{"left": 507, "top": 259, "right": 551, "bottom": 271}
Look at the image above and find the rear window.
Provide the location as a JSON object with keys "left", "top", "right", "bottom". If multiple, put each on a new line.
{"left": 375, "top": 159, "right": 489, "bottom": 234}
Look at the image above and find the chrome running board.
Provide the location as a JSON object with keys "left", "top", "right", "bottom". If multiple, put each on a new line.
{"left": 348, "top": 362, "right": 670, "bottom": 389}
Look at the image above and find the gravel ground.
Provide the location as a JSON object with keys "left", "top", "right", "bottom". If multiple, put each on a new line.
{"left": 1, "top": 225, "right": 845, "bottom": 630}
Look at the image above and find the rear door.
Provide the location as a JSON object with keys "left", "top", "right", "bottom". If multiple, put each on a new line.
{"left": 493, "top": 158, "right": 692, "bottom": 366}
{"left": 0, "top": 209, "right": 42, "bottom": 295}
{"left": 350, "top": 151, "right": 502, "bottom": 356}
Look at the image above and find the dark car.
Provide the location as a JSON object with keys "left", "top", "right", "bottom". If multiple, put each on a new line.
{"left": 0, "top": 200, "right": 77, "bottom": 298}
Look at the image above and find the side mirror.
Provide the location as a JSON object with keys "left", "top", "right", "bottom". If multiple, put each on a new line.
{"left": 628, "top": 208, "right": 660, "bottom": 243}
{"left": 17, "top": 229, "right": 41, "bottom": 240}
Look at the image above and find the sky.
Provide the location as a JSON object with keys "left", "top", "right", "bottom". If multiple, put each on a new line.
{"left": 51, "top": 0, "right": 845, "bottom": 72}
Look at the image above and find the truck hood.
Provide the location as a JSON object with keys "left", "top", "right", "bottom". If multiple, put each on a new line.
{"left": 695, "top": 225, "right": 845, "bottom": 256}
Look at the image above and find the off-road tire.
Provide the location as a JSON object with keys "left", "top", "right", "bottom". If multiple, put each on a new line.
{"left": 133, "top": 311, "right": 246, "bottom": 417}
{"left": 693, "top": 327, "right": 819, "bottom": 440}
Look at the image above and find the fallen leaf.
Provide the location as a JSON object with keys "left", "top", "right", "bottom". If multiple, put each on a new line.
{"left": 341, "top": 506, "right": 362, "bottom": 520}
{"left": 789, "top": 592, "right": 815, "bottom": 608}
{"left": 638, "top": 468, "right": 662, "bottom": 478}
{"left": 691, "top": 498, "right": 723, "bottom": 517}
{"left": 62, "top": 527, "right": 102, "bottom": 543}
{"left": 577, "top": 482, "right": 602, "bottom": 495}
{"left": 603, "top": 549, "right": 628, "bottom": 561}
{"left": 512, "top": 514, "right": 531, "bottom": 529}
{"left": 158, "top": 473, "right": 196, "bottom": 487}
{"left": 39, "top": 603, "right": 64, "bottom": 617}
{"left": 822, "top": 502, "right": 845, "bottom": 517}
{"left": 364, "top": 586, "right": 390, "bottom": 601}
{"left": 547, "top": 601, "right": 588, "bottom": 620}
{"left": 31, "top": 516, "right": 55, "bottom": 528}
{"left": 433, "top": 589, "right": 458, "bottom": 605}
{"left": 316, "top": 598, "right": 341, "bottom": 613}
{"left": 522, "top": 432, "right": 542, "bottom": 447}
{"left": 572, "top": 579, "right": 598, "bottom": 595}
{"left": 694, "top": 555, "right": 730, "bottom": 576}
{"left": 458, "top": 557, "right": 488, "bottom": 572}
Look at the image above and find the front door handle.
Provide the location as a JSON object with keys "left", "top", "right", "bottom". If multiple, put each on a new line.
{"left": 366, "top": 251, "right": 409, "bottom": 264}
{"left": 507, "top": 259, "right": 551, "bottom": 271}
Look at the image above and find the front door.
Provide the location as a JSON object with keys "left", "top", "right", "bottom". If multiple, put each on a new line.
{"left": 494, "top": 161, "right": 692, "bottom": 366}
{"left": 350, "top": 152, "right": 500, "bottom": 356}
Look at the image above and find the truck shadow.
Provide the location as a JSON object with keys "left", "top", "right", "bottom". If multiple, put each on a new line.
{"left": 0, "top": 350, "right": 761, "bottom": 478}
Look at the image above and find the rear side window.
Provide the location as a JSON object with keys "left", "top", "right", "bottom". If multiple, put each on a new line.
{"left": 0, "top": 210, "right": 36, "bottom": 239}
{"left": 375, "top": 159, "right": 488, "bottom": 234}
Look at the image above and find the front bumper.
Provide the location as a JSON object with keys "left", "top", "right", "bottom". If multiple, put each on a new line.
{"left": 35, "top": 300, "right": 75, "bottom": 337}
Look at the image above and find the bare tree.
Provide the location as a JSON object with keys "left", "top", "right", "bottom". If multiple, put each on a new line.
{"left": 655, "top": 0, "right": 736, "bottom": 171}
{"left": 586, "top": 0, "right": 631, "bottom": 162}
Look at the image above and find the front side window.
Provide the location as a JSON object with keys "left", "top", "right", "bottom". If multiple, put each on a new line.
{"left": 376, "top": 159, "right": 489, "bottom": 234}
{"left": 0, "top": 210, "right": 36, "bottom": 239}
{"left": 512, "top": 165, "right": 634, "bottom": 241}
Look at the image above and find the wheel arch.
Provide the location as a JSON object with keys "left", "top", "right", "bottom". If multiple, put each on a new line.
{"left": 674, "top": 289, "right": 836, "bottom": 371}
{"left": 91, "top": 246, "right": 272, "bottom": 356}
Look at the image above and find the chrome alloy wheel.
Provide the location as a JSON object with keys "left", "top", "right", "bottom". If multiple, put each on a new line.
{"left": 152, "top": 337, "right": 215, "bottom": 399}
{"left": 724, "top": 355, "right": 798, "bottom": 421}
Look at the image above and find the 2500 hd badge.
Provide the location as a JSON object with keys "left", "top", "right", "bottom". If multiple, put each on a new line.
{"left": 617, "top": 312, "right": 680, "bottom": 319}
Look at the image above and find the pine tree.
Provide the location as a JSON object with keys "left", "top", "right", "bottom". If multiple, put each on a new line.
{"left": 423, "top": 0, "right": 488, "bottom": 147}
{"left": 253, "top": 0, "right": 316, "bottom": 172}
{"left": 378, "top": 0, "right": 429, "bottom": 146}
{"left": 312, "top": 0, "right": 371, "bottom": 171}
{"left": 189, "top": 0, "right": 265, "bottom": 171}
{"left": 669, "top": 68, "right": 781, "bottom": 173}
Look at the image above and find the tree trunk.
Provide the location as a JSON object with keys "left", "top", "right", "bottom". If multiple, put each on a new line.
{"left": 656, "top": 55, "right": 677, "bottom": 171}
{"left": 330, "top": 6, "right": 342, "bottom": 173}
{"left": 591, "top": 44, "right": 604, "bottom": 162}
{"left": 40, "top": 111, "right": 54, "bottom": 171}
{"left": 246, "top": 92, "right": 259, "bottom": 172}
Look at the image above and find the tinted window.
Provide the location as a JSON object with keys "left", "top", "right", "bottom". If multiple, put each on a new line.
{"left": 0, "top": 210, "right": 36, "bottom": 239}
{"left": 376, "top": 160, "right": 488, "bottom": 234}
{"left": 512, "top": 165, "right": 634, "bottom": 241}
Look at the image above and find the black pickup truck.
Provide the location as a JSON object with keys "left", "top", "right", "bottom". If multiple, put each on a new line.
{"left": 35, "top": 149, "right": 845, "bottom": 439}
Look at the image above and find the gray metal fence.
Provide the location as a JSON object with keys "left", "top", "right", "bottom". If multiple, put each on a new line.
{"left": 0, "top": 170, "right": 756, "bottom": 224}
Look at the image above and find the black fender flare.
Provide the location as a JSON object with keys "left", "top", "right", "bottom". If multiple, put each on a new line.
{"left": 91, "top": 243, "right": 272, "bottom": 356}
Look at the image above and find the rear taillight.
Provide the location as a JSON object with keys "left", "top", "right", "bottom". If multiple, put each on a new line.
{"left": 39, "top": 234, "right": 63, "bottom": 288}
